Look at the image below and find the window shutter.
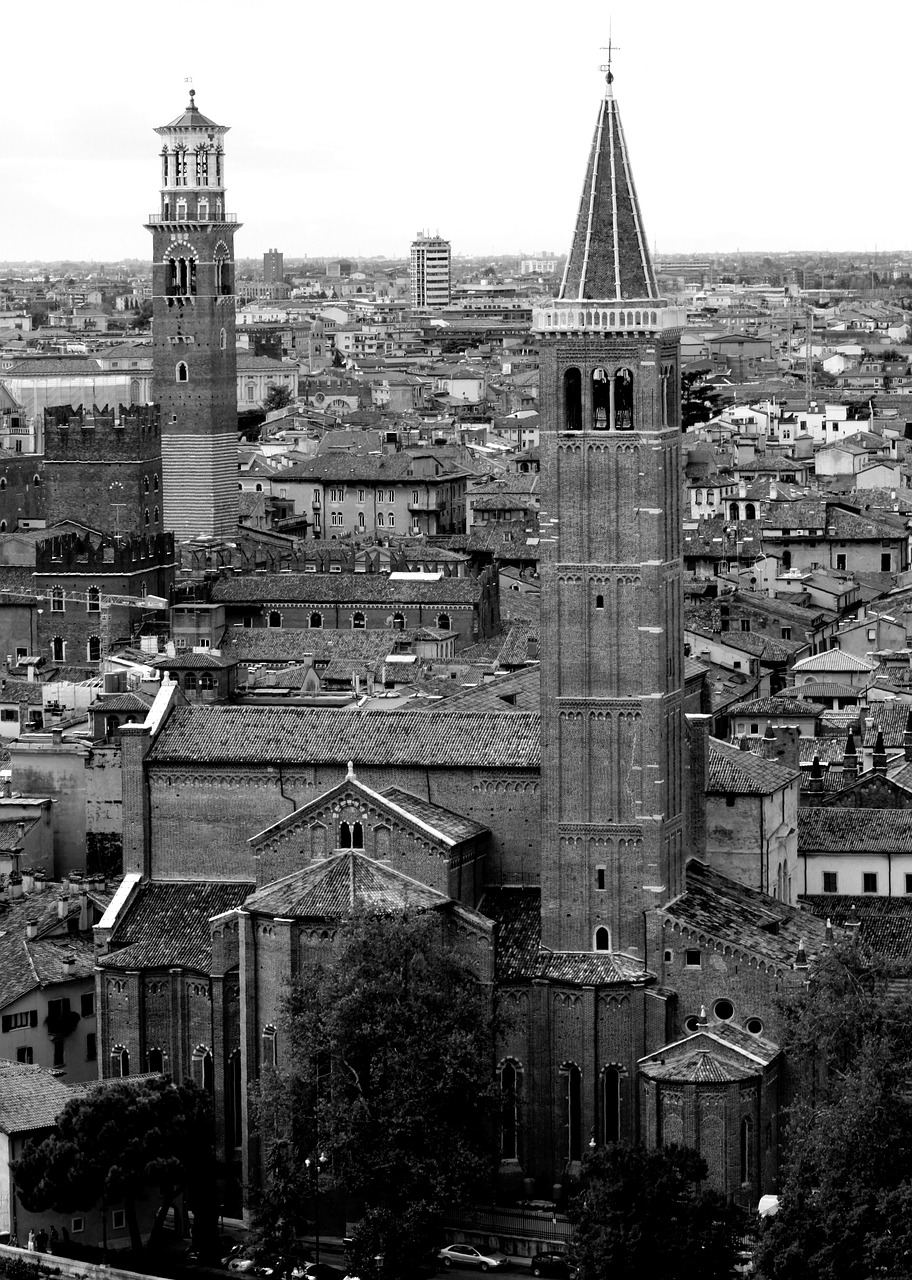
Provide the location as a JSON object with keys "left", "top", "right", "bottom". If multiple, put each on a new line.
{"left": 30, "top": 1010, "right": 38, "bottom": 1028}
{"left": 1, "top": 1015, "right": 11, "bottom": 1033}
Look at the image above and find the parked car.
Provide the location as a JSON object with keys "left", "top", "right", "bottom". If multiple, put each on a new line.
{"left": 529, "top": 1252, "right": 577, "bottom": 1279}
{"left": 227, "top": 1261, "right": 273, "bottom": 1277}
{"left": 438, "top": 1245, "right": 508, "bottom": 1272}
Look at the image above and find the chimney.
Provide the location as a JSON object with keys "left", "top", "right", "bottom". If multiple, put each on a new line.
{"left": 22, "top": 869, "right": 34, "bottom": 894}
{"left": 873, "top": 730, "right": 888, "bottom": 774}
{"left": 9, "top": 874, "right": 22, "bottom": 900}
{"left": 78, "top": 888, "right": 89, "bottom": 932}
{"left": 825, "top": 917, "right": 834, "bottom": 943}
{"left": 26, "top": 919, "right": 38, "bottom": 939}
{"left": 63, "top": 955, "right": 76, "bottom": 977}
{"left": 795, "top": 938, "right": 808, "bottom": 969}
{"left": 806, "top": 755, "right": 825, "bottom": 801}
{"left": 763, "top": 724, "right": 777, "bottom": 759}
{"left": 842, "top": 731, "right": 858, "bottom": 785}
{"left": 844, "top": 907, "right": 861, "bottom": 940}
{"left": 57, "top": 894, "right": 69, "bottom": 920}
{"left": 739, "top": 735, "right": 751, "bottom": 752}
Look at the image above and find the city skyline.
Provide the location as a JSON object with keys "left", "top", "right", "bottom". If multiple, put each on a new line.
{"left": 2, "top": 0, "right": 911, "bottom": 262}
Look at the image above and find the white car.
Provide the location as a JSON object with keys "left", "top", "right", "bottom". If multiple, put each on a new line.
{"left": 438, "top": 1244, "right": 508, "bottom": 1272}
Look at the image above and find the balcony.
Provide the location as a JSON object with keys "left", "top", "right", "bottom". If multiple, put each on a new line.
{"left": 408, "top": 496, "right": 445, "bottom": 513}
{"left": 147, "top": 213, "right": 238, "bottom": 224}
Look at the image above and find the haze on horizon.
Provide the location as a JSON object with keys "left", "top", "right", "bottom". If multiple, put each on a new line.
{"left": 2, "top": 0, "right": 910, "bottom": 264}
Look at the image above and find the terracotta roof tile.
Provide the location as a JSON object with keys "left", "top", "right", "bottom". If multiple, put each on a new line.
{"left": 244, "top": 851, "right": 449, "bottom": 918}
{"left": 707, "top": 738, "right": 799, "bottom": 794}
{"left": 210, "top": 573, "right": 481, "bottom": 605}
{"left": 800, "top": 894, "right": 912, "bottom": 959}
{"left": 639, "top": 1048, "right": 756, "bottom": 1083}
{"left": 798, "top": 807, "right": 912, "bottom": 853}
{"left": 148, "top": 705, "right": 541, "bottom": 768}
{"left": 99, "top": 882, "right": 253, "bottom": 971}
{"left": 0, "top": 1061, "right": 73, "bottom": 1134}
{"left": 728, "top": 696, "right": 826, "bottom": 717}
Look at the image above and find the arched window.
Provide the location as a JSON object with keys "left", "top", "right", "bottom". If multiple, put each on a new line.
{"left": 87, "top": 586, "right": 100, "bottom": 612}
{"left": 87, "top": 636, "right": 101, "bottom": 662}
{"left": 268, "top": 610, "right": 281, "bottom": 628}
{"left": 592, "top": 367, "right": 610, "bottom": 428}
{"left": 143, "top": 475, "right": 150, "bottom": 493}
{"left": 745, "top": 503, "right": 756, "bottom": 520}
{"left": 594, "top": 926, "right": 611, "bottom": 951}
{"left": 391, "top": 612, "right": 405, "bottom": 631}
{"left": 50, "top": 585, "right": 65, "bottom": 612}
{"left": 614, "top": 368, "right": 634, "bottom": 429}
{"left": 220, "top": 328, "right": 227, "bottom": 350}
{"left": 782, "top": 550, "right": 792, "bottom": 570}
{"left": 436, "top": 612, "right": 451, "bottom": 631}
{"left": 176, "top": 362, "right": 189, "bottom": 383}
{"left": 340, "top": 822, "right": 352, "bottom": 849}
{"left": 499, "top": 1060, "right": 521, "bottom": 1160}
{"left": 563, "top": 367, "right": 582, "bottom": 431}
{"left": 595, "top": 594, "right": 604, "bottom": 610}
{"left": 192, "top": 1046, "right": 214, "bottom": 1092}
{"left": 110, "top": 1046, "right": 129, "bottom": 1078}
{"left": 729, "top": 503, "right": 739, "bottom": 520}
{"left": 352, "top": 612, "right": 366, "bottom": 630}
{"left": 357, "top": 512, "right": 365, "bottom": 530}
{"left": 351, "top": 822, "right": 364, "bottom": 849}
{"left": 0, "top": 522, "right": 6, "bottom": 533}
{"left": 184, "top": 672, "right": 197, "bottom": 690}
{"left": 0, "top": 478, "right": 6, "bottom": 490}
{"left": 153, "top": 506, "right": 160, "bottom": 523}
{"left": 377, "top": 512, "right": 385, "bottom": 527}
{"left": 561, "top": 1063, "right": 582, "bottom": 1162}
{"left": 601, "top": 1067, "right": 621, "bottom": 1145}
{"left": 153, "top": 474, "right": 159, "bottom": 491}
{"left": 147, "top": 1047, "right": 165, "bottom": 1073}
{"left": 309, "top": 611, "right": 323, "bottom": 629}
{"left": 199, "top": 672, "right": 214, "bottom": 691}
{"left": 33, "top": 475, "right": 41, "bottom": 487}
{"left": 144, "top": 508, "right": 150, "bottom": 526}
{"left": 740, "top": 1117, "right": 752, "bottom": 1185}
{"left": 52, "top": 637, "right": 65, "bottom": 662}
{"left": 105, "top": 715, "right": 120, "bottom": 739}
{"left": 261, "top": 1026, "right": 277, "bottom": 1069}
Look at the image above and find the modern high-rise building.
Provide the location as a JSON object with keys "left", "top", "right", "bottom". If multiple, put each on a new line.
{"left": 146, "top": 91, "right": 240, "bottom": 541}
{"left": 263, "top": 248, "right": 284, "bottom": 284}
{"left": 409, "top": 232, "right": 451, "bottom": 308}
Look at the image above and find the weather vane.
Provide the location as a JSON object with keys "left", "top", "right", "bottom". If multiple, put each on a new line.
{"left": 599, "top": 31, "right": 619, "bottom": 83}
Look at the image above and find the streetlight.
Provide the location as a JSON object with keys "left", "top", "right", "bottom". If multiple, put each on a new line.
{"left": 304, "top": 1152, "right": 327, "bottom": 1270}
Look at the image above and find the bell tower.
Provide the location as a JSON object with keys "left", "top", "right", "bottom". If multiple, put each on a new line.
{"left": 537, "top": 68, "right": 688, "bottom": 958}
{"left": 146, "top": 91, "right": 240, "bottom": 541}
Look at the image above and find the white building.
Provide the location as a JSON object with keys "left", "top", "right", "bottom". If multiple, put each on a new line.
{"left": 409, "top": 233, "right": 451, "bottom": 309}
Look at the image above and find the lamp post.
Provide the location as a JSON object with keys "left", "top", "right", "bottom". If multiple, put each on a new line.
{"left": 304, "top": 1152, "right": 327, "bottom": 1270}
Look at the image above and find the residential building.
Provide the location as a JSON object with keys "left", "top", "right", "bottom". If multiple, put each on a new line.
{"left": 409, "top": 233, "right": 451, "bottom": 309}
{"left": 263, "top": 248, "right": 284, "bottom": 285}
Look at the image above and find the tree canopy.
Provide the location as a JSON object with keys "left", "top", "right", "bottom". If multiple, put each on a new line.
{"left": 263, "top": 383, "right": 293, "bottom": 413}
{"left": 757, "top": 940, "right": 912, "bottom": 1280}
{"left": 13, "top": 1076, "right": 220, "bottom": 1255}
{"left": 250, "top": 911, "right": 499, "bottom": 1280}
{"left": 570, "top": 1143, "right": 741, "bottom": 1280}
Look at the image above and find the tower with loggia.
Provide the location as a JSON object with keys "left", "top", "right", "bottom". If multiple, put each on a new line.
{"left": 146, "top": 91, "right": 240, "bottom": 540}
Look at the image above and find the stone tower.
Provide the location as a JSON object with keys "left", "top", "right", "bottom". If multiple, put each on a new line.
{"left": 537, "top": 69, "right": 688, "bottom": 958}
{"left": 146, "top": 91, "right": 240, "bottom": 541}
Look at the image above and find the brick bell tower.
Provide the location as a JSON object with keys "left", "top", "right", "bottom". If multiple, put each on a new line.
{"left": 537, "top": 67, "right": 688, "bottom": 959}
{"left": 146, "top": 91, "right": 240, "bottom": 541}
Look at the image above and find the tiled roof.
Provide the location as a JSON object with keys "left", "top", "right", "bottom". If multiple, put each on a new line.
{"left": 728, "top": 696, "right": 826, "bottom": 717}
{"left": 210, "top": 573, "right": 481, "bottom": 605}
{"left": 0, "top": 893, "right": 95, "bottom": 1010}
{"left": 434, "top": 665, "right": 541, "bottom": 715}
{"left": 661, "top": 860, "right": 828, "bottom": 967}
{"left": 0, "top": 1061, "right": 73, "bottom": 1134}
{"left": 480, "top": 888, "right": 649, "bottom": 985}
{"left": 799, "top": 737, "right": 848, "bottom": 765}
{"left": 244, "top": 851, "right": 449, "bottom": 918}
{"left": 0, "top": 818, "right": 39, "bottom": 852}
{"left": 220, "top": 626, "right": 414, "bottom": 664}
{"left": 793, "top": 650, "right": 877, "bottom": 673}
{"left": 799, "top": 895, "right": 912, "bottom": 959}
{"left": 99, "top": 882, "right": 253, "bottom": 971}
{"left": 639, "top": 1048, "right": 756, "bottom": 1083}
{"left": 152, "top": 652, "right": 235, "bottom": 670}
{"left": 381, "top": 787, "right": 488, "bottom": 843}
{"left": 707, "top": 738, "right": 799, "bottom": 794}
{"left": 789, "top": 682, "right": 863, "bottom": 700}
{"left": 280, "top": 452, "right": 466, "bottom": 483}
{"left": 148, "top": 705, "right": 541, "bottom": 768}
{"left": 0, "top": 681, "right": 42, "bottom": 706}
{"left": 87, "top": 693, "right": 153, "bottom": 714}
{"left": 863, "top": 702, "right": 911, "bottom": 747}
{"left": 798, "top": 807, "right": 912, "bottom": 853}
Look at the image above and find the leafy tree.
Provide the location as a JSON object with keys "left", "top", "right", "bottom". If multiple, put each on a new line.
{"left": 570, "top": 1143, "right": 741, "bottom": 1280}
{"left": 757, "top": 940, "right": 912, "bottom": 1280}
{"left": 130, "top": 299, "right": 153, "bottom": 330}
{"left": 13, "top": 1076, "right": 220, "bottom": 1255}
{"left": 681, "top": 370, "right": 723, "bottom": 430}
{"left": 263, "top": 384, "right": 293, "bottom": 413}
{"left": 251, "top": 911, "right": 500, "bottom": 1280}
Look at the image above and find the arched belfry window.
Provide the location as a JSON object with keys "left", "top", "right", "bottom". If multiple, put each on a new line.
{"left": 499, "top": 1060, "right": 522, "bottom": 1160}
{"left": 560, "top": 1062, "right": 582, "bottom": 1162}
{"left": 176, "top": 362, "right": 189, "bottom": 383}
{"left": 661, "top": 365, "right": 673, "bottom": 426}
{"left": 563, "top": 367, "right": 582, "bottom": 431}
{"left": 614, "top": 368, "right": 634, "bottom": 429}
{"left": 339, "top": 821, "right": 364, "bottom": 850}
{"left": 601, "top": 1066, "right": 621, "bottom": 1145}
{"left": 592, "top": 367, "right": 610, "bottom": 428}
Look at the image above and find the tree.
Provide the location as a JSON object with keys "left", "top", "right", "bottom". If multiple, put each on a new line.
{"left": 130, "top": 299, "right": 153, "bottom": 330}
{"left": 681, "top": 370, "right": 723, "bottom": 430}
{"left": 263, "top": 384, "right": 293, "bottom": 413}
{"left": 570, "top": 1143, "right": 741, "bottom": 1280}
{"left": 13, "top": 1076, "right": 220, "bottom": 1256}
{"left": 251, "top": 911, "right": 500, "bottom": 1280}
{"left": 757, "top": 940, "right": 912, "bottom": 1280}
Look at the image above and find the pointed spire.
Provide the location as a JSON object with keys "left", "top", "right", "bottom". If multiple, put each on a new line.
{"left": 873, "top": 730, "right": 888, "bottom": 774}
{"left": 842, "top": 730, "right": 858, "bottom": 785}
{"left": 558, "top": 68, "right": 659, "bottom": 303}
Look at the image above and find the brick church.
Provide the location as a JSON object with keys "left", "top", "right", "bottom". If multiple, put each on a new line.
{"left": 94, "top": 75, "right": 826, "bottom": 1212}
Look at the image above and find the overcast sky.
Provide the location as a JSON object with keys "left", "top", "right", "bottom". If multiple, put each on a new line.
{"left": 3, "top": 0, "right": 910, "bottom": 264}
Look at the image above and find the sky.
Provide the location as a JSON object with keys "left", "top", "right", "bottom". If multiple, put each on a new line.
{"left": 3, "top": 0, "right": 911, "bottom": 264}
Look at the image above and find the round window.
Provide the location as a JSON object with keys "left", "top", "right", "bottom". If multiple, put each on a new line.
{"left": 684, "top": 1016, "right": 700, "bottom": 1033}
{"left": 746, "top": 1018, "right": 764, "bottom": 1035}
{"left": 714, "top": 999, "right": 734, "bottom": 1021}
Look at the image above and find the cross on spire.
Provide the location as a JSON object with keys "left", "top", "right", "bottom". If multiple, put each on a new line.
{"left": 599, "top": 33, "right": 619, "bottom": 86}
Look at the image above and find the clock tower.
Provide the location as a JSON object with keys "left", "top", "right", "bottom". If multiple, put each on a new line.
{"left": 536, "top": 69, "right": 688, "bottom": 959}
{"left": 146, "top": 91, "right": 240, "bottom": 541}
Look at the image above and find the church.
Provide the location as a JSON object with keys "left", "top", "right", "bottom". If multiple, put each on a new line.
{"left": 94, "top": 73, "right": 826, "bottom": 1213}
